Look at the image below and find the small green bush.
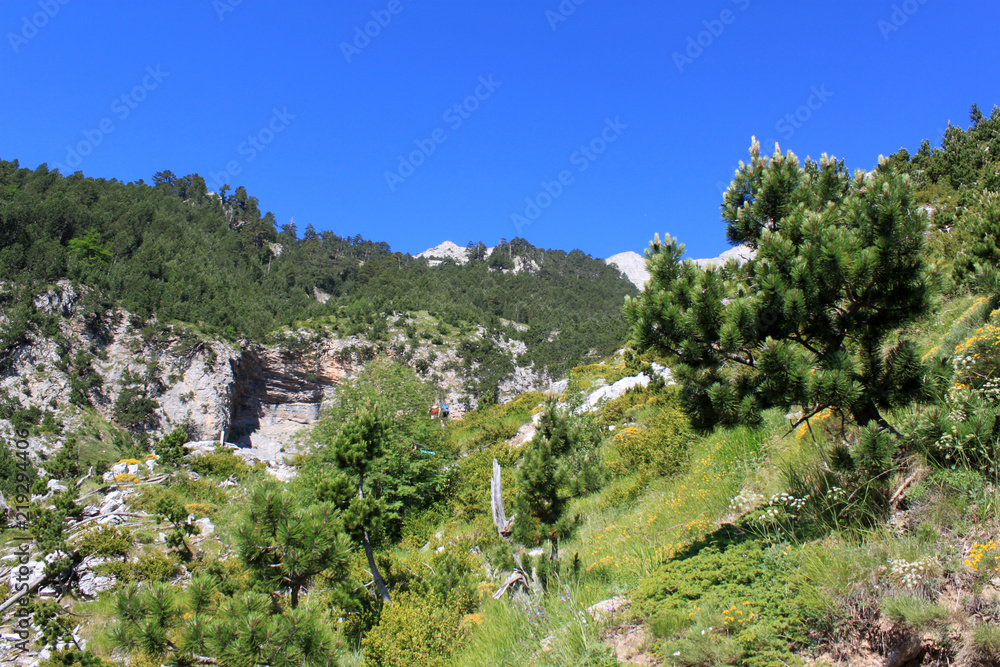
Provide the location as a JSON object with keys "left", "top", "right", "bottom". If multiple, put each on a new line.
{"left": 96, "top": 551, "right": 179, "bottom": 583}
{"left": 39, "top": 648, "right": 114, "bottom": 667}
{"left": 11, "top": 405, "right": 43, "bottom": 433}
{"left": 971, "top": 624, "right": 1000, "bottom": 661}
{"left": 154, "top": 425, "right": 189, "bottom": 465}
{"left": 133, "top": 529, "right": 155, "bottom": 544}
{"left": 598, "top": 473, "right": 648, "bottom": 511}
{"left": 362, "top": 591, "right": 463, "bottom": 667}
{"left": 610, "top": 402, "right": 694, "bottom": 477}
{"left": 76, "top": 525, "right": 132, "bottom": 559}
{"left": 597, "top": 387, "right": 649, "bottom": 427}
{"left": 189, "top": 448, "right": 252, "bottom": 479}
{"left": 451, "top": 441, "right": 520, "bottom": 523}
{"left": 636, "top": 538, "right": 808, "bottom": 667}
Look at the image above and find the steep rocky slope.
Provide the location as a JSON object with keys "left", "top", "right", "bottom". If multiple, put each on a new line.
{"left": 1, "top": 282, "right": 550, "bottom": 464}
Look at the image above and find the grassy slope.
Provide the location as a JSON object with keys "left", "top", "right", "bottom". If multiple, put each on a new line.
{"left": 12, "top": 289, "right": 1000, "bottom": 667}
{"left": 440, "top": 290, "right": 1000, "bottom": 666}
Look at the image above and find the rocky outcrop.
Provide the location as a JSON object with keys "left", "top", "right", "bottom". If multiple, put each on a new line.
{"left": 1, "top": 282, "right": 555, "bottom": 463}
{"left": 415, "top": 240, "right": 479, "bottom": 265}
{"left": 605, "top": 251, "right": 649, "bottom": 289}
{"left": 0, "top": 282, "right": 366, "bottom": 462}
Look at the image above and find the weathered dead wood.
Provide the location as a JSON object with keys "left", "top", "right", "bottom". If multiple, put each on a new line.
{"left": 890, "top": 471, "right": 920, "bottom": 509}
{"left": 491, "top": 459, "right": 515, "bottom": 540}
{"left": 493, "top": 571, "right": 526, "bottom": 599}
{"left": 75, "top": 466, "right": 93, "bottom": 487}
{"left": 0, "top": 572, "right": 47, "bottom": 615}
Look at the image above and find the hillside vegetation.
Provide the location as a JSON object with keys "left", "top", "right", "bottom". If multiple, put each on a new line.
{"left": 0, "top": 163, "right": 634, "bottom": 381}
{"left": 2, "top": 104, "right": 1000, "bottom": 666}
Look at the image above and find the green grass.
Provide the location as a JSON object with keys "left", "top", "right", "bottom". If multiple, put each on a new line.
{"left": 880, "top": 593, "right": 948, "bottom": 629}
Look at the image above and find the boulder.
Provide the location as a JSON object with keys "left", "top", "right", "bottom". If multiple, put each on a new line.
{"left": 46, "top": 479, "right": 68, "bottom": 494}
{"left": 75, "top": 557, "right": 116, "bottom": 597}
{"left": 587, "top": 596, "right": 630, "bottom": 622}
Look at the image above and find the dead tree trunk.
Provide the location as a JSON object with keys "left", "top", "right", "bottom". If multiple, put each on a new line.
{"left": 359, "top": 473, "right": 391, "bottom": 604}
{"left": 491, "top": 459, "right": 515, "bottom": 540}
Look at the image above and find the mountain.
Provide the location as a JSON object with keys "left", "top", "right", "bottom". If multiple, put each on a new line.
{"left": 692, "top": 243, "right": 755, "bottom": 268}
{"left": 414, "top": 240, "right": 493, "bottom": 265}
{"left": 0, "top": 168, "right": 637, "bottom": 464}
{"left": 605, "top": 244, "right": 755, "bottom": 288}
{"left": 605, "top": 251, "right": 649, "bottom": 288}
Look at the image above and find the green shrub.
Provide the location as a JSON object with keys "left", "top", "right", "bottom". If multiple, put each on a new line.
{"left": 970, "top": 624, "right": 1000, "bottom": 661}
{"left": 403, "top": 538, "right": 480, "bottom": 614}
{"left": 96, "top": 551, "right": 179, "bottom": 583}
{"left": 43, "top": 439, "right": 83, "bottom": 480}
{"left": 76, "top": 525, "right": 132, "bottom": 559}
{"left": 451, "top": 441, "right": 520, "bottom": 523}
{"left": 39, "top": 648, "right": 114, "bottom": 667}
{"left": 610, "top": 402, "right": 694, "bottom": 477}
{"left": 189, "top": 448, "right": 252, "bottom": 479}
{"left": 186, "top": 556, "right": 252, "bottom": 598}
{"left": 134, "top": 529, "right": 155, "bottom": 544}
{"left": 362, "top": 591, "right": 463, "bottom": 667}
{"left": 154, "top": 425, "right": 189, "bottom": 465}
{"left": 636, "top": 538, "right": 808, "bottom": 667}
{"left": 112, "top": 385, "right": 160, "bottom": 429}
{"left": 597, "top": 387, "right": 649, "bottom": 428}
{"left": 11, "top": 405, "right": 43, "bottom": 433}
{"left": 598, "top": 473, "right": 648, "bottom": 511}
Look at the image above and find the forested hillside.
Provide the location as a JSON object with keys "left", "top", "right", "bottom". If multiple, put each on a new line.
{"left": 0, "top": 162, "right": 633, "bottom": 377}
{"left": 3, "top": 104, "right": 1000, "bottom": 667}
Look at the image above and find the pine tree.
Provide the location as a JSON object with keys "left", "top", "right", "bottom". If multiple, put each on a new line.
{"left": 513, "top": 401, "right": 592, "bottom": 562}
{"left": 317, "top": 407, "right": 394, "bottom": 603}
{"left": 626, "top": 139, "right": 931, "bottom": 431}
{"left": 236, "top": 483, "right": 350, "bottom": 609}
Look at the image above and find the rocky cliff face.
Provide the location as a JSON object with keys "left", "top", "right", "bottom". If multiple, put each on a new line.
{"left": 1, "top": 282, "right": 550, "bottom": 463}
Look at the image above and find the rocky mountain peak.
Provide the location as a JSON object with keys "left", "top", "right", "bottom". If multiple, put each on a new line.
{"left": 414, "top": 240, "right": 494, "bottom": 266}
{"left": 605, "top": 244, "right": 756, "bottom": 288}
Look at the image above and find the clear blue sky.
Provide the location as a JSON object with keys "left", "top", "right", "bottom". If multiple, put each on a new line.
{"left": 2, "top": 1, "right": 998, "bottom": 260}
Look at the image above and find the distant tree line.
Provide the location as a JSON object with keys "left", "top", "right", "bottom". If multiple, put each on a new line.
{"left": 0, "top": 161, "right": 635, "bottom": 376}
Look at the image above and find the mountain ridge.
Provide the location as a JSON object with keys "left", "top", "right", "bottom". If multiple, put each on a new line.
{"left": 414, "top": 241, "right": 755, "bottom": 289}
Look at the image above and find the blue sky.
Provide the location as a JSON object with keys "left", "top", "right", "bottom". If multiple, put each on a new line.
{"left": 1, "top": 1, "right": 998, "bottom": 261}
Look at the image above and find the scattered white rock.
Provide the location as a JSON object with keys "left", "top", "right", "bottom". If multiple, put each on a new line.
{"left": 75, "top": 556, "right": 116, "bottom": 597}
{"left": 508, "top": 422, "right": 537, "bottom": 448}
{"left": 195, "top": 518, "right": 215, "bottom": 537}
{"left": 46, "top": 479, "right": 68, "bottom": 493}
{"left": 587, "top": 596, "right": 631, "bottom": 622}
{"left": 8, "top": 560, "right": 44, "bottom": 592}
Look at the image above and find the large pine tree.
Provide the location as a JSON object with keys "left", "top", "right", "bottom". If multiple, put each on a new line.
{"left": 626, "top": 139, "right": 932, "bottom": 431}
